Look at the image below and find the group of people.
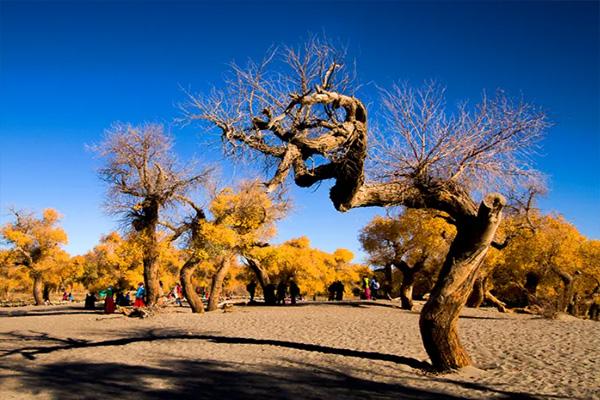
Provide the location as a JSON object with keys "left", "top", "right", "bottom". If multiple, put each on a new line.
{"left": 361, "top": 276, "right": 380, "bottom": 300}
{"left": 247, "top": 280, "right": 301, "bottom": 305}
{"left": 83, "top": 282, "right": 147, "bottom": 314}
{"left": 61, "top": 291, "right": 75, "bottom": 302}
{"left": 327, "top": 281, "right": 345, "bottom": 301}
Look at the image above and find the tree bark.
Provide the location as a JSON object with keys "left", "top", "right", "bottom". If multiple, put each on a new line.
{"left": 399, "top": 269, "right": 415, "bottom": 310}
{"left": 142, "top": 217, "right": 160, "bottom": 307}
{"left": 32, "top": 272, "right": 44, "bottom": 306}
{"left": 207, "top": 257, "right": 231, "bottom": 311}
{"left": 180, "top": 257, "right": 204, "bottom": 313}
{"left": 419, "top": 193, "right": 505, "bottom": 371}
{"left": 551, "top": 266, "right": 574, "bottom": 313}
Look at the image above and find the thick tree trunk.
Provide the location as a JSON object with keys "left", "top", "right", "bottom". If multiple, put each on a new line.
{"left": 399, "top": 269, "right": 415, "bottom": 310}
{"left": 466, "top": 276, "right": 487, "bottom": 308}
{"left": 207, "top": 257, "right": 230, "bottom": 312}
{"left": 32, "top": 273, "right": 44, "bottom": 306}
{"left": 142, "top": 222, "right": 160, "bottom": 307}
{"left": 180, "top": 257, "right": 204, "bottom": 313}
{"left": 419, "top": 193, "right": 505, "bottom": 371}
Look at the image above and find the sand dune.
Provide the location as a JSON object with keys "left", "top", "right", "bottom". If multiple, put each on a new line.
{"left": 0, "top": 301, "right": 598, "bottom": 399}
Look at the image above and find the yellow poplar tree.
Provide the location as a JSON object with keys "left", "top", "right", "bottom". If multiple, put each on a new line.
{"left": 1, "top": 209, "right": 69, "bottom": 305}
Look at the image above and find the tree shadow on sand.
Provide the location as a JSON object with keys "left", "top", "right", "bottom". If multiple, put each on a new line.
{"left": 0, "top": 330, "right": 558, "bottom": 399}
{"left": 0, "top": 330, "right": 430, "bottom": 370}
{"left": 1, "top": 358, "right": 472, "bottom": 400}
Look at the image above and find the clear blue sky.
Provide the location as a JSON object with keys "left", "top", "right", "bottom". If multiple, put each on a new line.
{"left": 1, "top": 1, "right": 598, "bottom": 261}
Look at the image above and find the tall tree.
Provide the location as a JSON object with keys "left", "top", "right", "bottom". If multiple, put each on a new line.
{"left": 183, "top": 39, "right": 548, "bottom": 370}
{"left": 1, "top": 209, "right": 69, "bottom": 305}
{"left": 359, "top": 210, "right": 453, "bottom": 309}
{"left": 93, "top": 123, "right": 209, "bottom": 306}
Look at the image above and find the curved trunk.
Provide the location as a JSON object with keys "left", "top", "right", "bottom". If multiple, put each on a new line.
{"left": 551, "top": 267, "right": 574, "bottom": 313}
{"left": 485, "top": 291, "right": 508, "bottom": 313}
{"left": 32, "top": 273, "right": 44, "bottom": 306}
{"left": 399, "top": 269, "right": 415, "bottom": 310}
{"left": 466, "top": 276, "right": 487, "bottom": 308}
{"left": 180, "top": 257, "right": 204, "bottom": 313}
{"left": 245, "top": 257, "right": 270, "bottom": 292}
{"left": 207, "top": 257, "right": 231, "bottom": 311}
{"left": 419, "top": 193, "right": 505, "bottom": 371}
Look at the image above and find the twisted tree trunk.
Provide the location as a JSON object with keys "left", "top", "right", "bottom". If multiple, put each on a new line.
{"left": 551, "top": 266, "right": 574, "bottom": 313}
{"left": 207, "top": 257, "right": 231, "bottom": 311}
{"left": 180, "top": 257, "right": 204, "bottom": 313}
{"left": 419, "top": 193, "right": 505, "bottom": 370}
{"left": 399, "top": 270, "right": 416, "bottom": 310}
{"left": 245, "top": 257, "right": 270, "bottom": 293}
{"left": 31, "top": 272, "right": 44, "bottom": 306}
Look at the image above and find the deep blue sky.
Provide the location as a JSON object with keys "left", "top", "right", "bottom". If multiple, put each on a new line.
{"left": 1, "top": 1, "right": 598, "bottom": 260}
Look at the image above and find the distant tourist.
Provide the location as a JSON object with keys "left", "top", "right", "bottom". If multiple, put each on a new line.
{"left": 264, "top": 283, "right": 276, "bottom": 305}
{"left": 115, "top": 290, "right": 125, "bottom": 306}
{"left": 134, "top": 282, "right": 146, "bottom": 308}
{"left": 246, "top": 280, "right": 257, "bottom": 303}
{"left": 172, "top": 283, "right": 183, "bottom": 307}
{"left": 62, "top": 291, "right": 69, "bottom": 302}
{"left": 124, "top": 291, "right": 131, "bottom": 306}
{"left": 276, "top": 281, "right": 287, "bottom": 305}
{"left": 104, "top": 287, "right": 116, "bottom": 314}
{"left": 370, "top": 277, "right": 380, "bottom": 300}
{"left": 68, "top": 292, "right": 74, "bottom": 302}
{"left": 362, "top": 276, "right": 371, "bottom": 300}
{"left": 289, "top": 281, "right": 300, "bottom": 305}
{"left": 84, "top": 292, "right": 97, "bottom": 310}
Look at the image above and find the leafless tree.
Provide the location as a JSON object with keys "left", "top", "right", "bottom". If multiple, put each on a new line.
{"left": 182, "top": 38, "right": 549, "bottom": 371}
{"left": 93, "top": 123, "right": 211, "bottom": 306}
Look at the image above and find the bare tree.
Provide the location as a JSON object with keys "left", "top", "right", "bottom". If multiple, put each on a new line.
{"left": 93, "top": 123, "right": 210, "bottom": 306}
{"left": 182, "top": 39, "right": 548, "bottom": 371}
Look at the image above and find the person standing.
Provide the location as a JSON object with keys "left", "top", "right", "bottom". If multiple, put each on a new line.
{"left": 134, "top": 282, "right": 146, "bottom": 308}
{"left": 362, "top": 276, "right": 371, "bottom": 300}
{"left": 370, "top": 277, "right": 380, "bottom": 300}
{"left": 246, "top": 280, "right": 257, "bottom": 303}
{"left": 276, "top": 281, "right": 287, "bottom": 305}
{"left": 104, "top": 287, "right": 116, "bottom": 314}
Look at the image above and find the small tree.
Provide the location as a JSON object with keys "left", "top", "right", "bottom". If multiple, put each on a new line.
{"left": 165, "top": 180, "right": 286, "bottom": 312}
{"left": 359, "top": 210, "right": 453, "bottom": 309}
{"left": 1, "top": 209, "right": 69, "bottom": 305}
{"left": 183, "top": 39, "right": 548, "bottom": 370}
{"left": 93, "top": 123, "right": 210, "bottom": 306}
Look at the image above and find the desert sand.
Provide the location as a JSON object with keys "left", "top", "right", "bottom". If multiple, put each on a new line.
{"left": 0, "top": 301, "right": 598, "bottom": 399}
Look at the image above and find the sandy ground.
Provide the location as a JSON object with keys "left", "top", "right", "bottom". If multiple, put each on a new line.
{"left": 0, "top": 301, "right": 598, "bottom": 400}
